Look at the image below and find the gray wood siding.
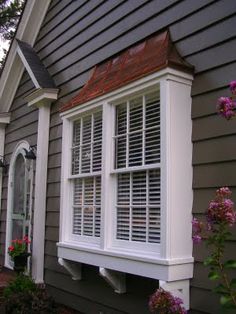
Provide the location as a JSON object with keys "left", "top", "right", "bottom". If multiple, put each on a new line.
{"left": 1, "top": 0, "right": 236, "bottom": 313}
{"left": 0, "top": 71, "right": 37, "bottom": 265}
{"left": 36, "top": 0, "right": 236, "bottom": 313}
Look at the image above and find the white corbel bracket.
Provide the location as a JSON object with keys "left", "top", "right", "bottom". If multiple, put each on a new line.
{"left": 58, "top": 258, "right": 81, "bottom": 281}
{"left": 99, "top": 267, "right": 126, "bottom": 294}
{"left": 159, "top": 279, "right": 190, "bottom": 310}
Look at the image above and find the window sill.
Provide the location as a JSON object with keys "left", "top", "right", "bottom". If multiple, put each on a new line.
{"left": 57, "top": 242, "right": 193, "bottom": 282}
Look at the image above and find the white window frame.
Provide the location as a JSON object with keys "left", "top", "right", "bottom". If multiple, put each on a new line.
{"left": 58, "top": 67, "right": 194, "bottom": 283}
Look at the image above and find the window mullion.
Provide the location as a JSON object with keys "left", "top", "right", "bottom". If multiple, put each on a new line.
{"left": 142, "top": 95, "right": 146, "bottom": 166}
{"left": 90, "top": 114, "right": 94, "bottom": 173}
{"left": 81, "top": 178, "right": 84, "bottom": 236}
{"left": 93, "top": 176, "right": 96, "bottom": 237}
{"left": 129, "top": 172, "right": 132, "bottom": 241}
{"left": 146, "top": 170, "right": 149, "bottom": 243}
{"left": 79, "top": 118, "right": 83, "bottom": 175}
{"left": 126, "top": 101, "right": 130, "bottom": 168}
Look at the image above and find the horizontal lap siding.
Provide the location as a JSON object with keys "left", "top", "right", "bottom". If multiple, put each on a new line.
{"left": 0, "top": 71, "right": 38, "bottom": 265}
{"left": 26, "top": 0, "right": 236, "bottom": 313}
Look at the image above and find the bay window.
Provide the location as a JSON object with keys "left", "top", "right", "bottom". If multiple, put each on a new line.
{"left": 58, "top": 68, "right": 194, "bottom": 287}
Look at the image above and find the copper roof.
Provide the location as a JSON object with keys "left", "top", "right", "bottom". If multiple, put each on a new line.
{"left": 61, "top": 30, "right": 193, "bottom": 112}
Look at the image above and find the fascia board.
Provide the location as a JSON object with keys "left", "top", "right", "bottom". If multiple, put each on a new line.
{"left": 0, "top": 0, "right": 51, "bottom": 113}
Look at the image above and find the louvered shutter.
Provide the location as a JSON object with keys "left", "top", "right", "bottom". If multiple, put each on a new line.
{"left": 115, "top": 91, "right": 161, "bottom": 244}
{"left": 117, "top": 170, "right": 160, "bottom": 243}
{"left": 72, "top": 111, "right": 102, "bottom": 238}
{"left": 72, "top": 112, "right": 102, "bottom": 175}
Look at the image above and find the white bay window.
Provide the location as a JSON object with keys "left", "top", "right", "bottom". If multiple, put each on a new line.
{"left": 58, "top": 68, "right": 194, "bottom": 290}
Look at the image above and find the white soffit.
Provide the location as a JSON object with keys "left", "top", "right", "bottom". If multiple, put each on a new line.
{"left": 0, "top": 0, "right": 51, "bottom": 113}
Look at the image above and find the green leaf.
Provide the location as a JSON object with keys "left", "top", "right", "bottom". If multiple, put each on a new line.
{"left": 224, "top": 260, "right": 236, "bottom": 269}
{"left": 230, "top": 279, "right": 236, "bottom": 289}
{"left": 213, "top": 284, "right": 229, "bottom": 295}
{"left": 220, "top": 295, "right": 232, "bottom": 306}
{"left": 208, "top": 271, "right": 220, "bottom": 280}
{"left": 204, "top": 257, "right": 215, "bottom": 266}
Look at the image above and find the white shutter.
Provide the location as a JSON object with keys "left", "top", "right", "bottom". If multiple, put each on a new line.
{"left": 115, "top": 92, "right": 160, "bottom": 168}
{"left": 116, "top": 173, "right": 130, "bottom": 240}
{"left": 145, "top": 93, "right": 160, "bottom": 164}
{"left": 73, "top": 176, "right": 101, "bottom": 237}
{"left": 93, "top": 112, "right": 102, "bottom": 172}
{"left": 117, "top": 170, "right": 161, "bottom": 243}
{"left": 72, "top": 110, "right": 102, "bottom": 239}
{"left": 115, "top": 104, "right": 127, "bottom": 168}
{"left": 72, "top": 120, "right": 81, "bottom": 174}
{"left": 72, "top": 111, "right": 102, "bottom": 175}
{"left": 115, "top": 90, "right": 161, "bottom": 244}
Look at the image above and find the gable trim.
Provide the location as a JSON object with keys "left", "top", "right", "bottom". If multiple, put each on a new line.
{"left": 0, "top": 0, "right": 51, "bottom": 112}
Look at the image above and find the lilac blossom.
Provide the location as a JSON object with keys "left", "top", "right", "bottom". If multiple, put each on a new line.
{"left": 149, "top": 288, "right": 187, "bottom": 314}
{"left": 217, "top": 97, "right": 236, "bottom": 120}
{"left": 230, "top": 80, "right": 236, "bottom": 95}
{"left": 207, "top": 188, "right": 236, "bottom": 226}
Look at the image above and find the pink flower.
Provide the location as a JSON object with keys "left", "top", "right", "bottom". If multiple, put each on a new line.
{"left": 217, "top": 97, "right": 236, "bottom": 120}
{"left": 230, "top": 81, "right": 236, "bottom": 95}
{"left": 149, "top": 288, "right": 187, "bottom": 314}
{"left": 207, "top": 188, "right": 236, "bottom": 227}
{"left": 192, "top": 218, "right": 202, "bottom": 233}
{"left": 216, "top": 187, "right": 232, "bottom": 198}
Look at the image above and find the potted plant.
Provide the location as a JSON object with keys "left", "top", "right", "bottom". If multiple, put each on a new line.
{"left": 8, "top": 236, "right": 31, "bottom": 273}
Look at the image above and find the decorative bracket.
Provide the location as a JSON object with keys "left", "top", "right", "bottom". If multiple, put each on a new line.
{"left": 99, "top": 267, "right": 126, "bottom": 294}
{"left": 58, "top": 258, "right": 81, "bottom": 281}
{"left": 159, "top": 279, "right": 190, "bottom": 310}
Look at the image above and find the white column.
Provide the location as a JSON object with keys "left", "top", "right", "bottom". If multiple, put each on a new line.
{"left": 32, "top": 103, "right": 51, "bottom": 283}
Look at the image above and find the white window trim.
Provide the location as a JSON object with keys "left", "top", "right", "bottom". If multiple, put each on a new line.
{"left": 58, "top": 68, "right": 194, "bottom": 284}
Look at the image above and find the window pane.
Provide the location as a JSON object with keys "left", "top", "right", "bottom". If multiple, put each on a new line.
{"left": 12, "top": 219, "right": 23, "bottom": 239}
{"left": 72, "top": 111, "right": 102, "bottom": 175}
{"left": 129, "top": 132, "right": 142, "bottom": 166}
{"left": 129, "top": 97, "right": 142, "bottom": 132}
{"left": 115, "top": 90, "right": 160, "bottom": 169}
{"left": 93, "top": 111, "right": 102, "bottom": 172}
{"left": 116, "top": 170, "right": 160, "bottom": 243}
{"left": 73, "top": 176, "right": 101, "bottom": 237}
{"left": 13, "top": 154, "right": 25, "bottom": 214}
{"left": 145, "top": 92, "right": 160, "bottom": 164}
{"left": 115, "top": 135, "right": 126, "bottom": 168}
{"left": 81, "top": 144, "right": 91, "bottom": 173}
{"left": 117, "top": 207, "right": 130, "bottom": 240}
{"left": 116, "top": 103, "right": 127, "bottom": 135}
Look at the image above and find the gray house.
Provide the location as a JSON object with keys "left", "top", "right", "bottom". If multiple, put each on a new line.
{"left": 0, "top": 1, "right": 235, "bottom": 313}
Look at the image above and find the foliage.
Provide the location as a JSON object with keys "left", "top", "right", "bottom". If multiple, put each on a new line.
{"left": 0, "top": 0, "right": 25, "bottom": 69}
{"left": 3, "top": 274, "right": 57, "bottom": 314}
{"left": 8, "top": 235, "right": 30, "bottom": 258}
{"left": 192, "top": 187, "right": 236, "bottom": 310}
{"left": 217, "top": 81, "right": 236, "bottom": 119}
{"left": 149, "top": 288, "right": 187, "bottom": 314}
{"left": 3, "top": 273, "right": 37, "bottom": 297}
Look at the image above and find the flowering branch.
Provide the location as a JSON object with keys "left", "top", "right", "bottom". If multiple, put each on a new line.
{"left": 217, "top": 81, "right": 236, "bottom": 120}
{"left": 192, "top": 187, "right": 236, "bottom": 310}
{"left": 149, "top": 288, "right": 187, "bottom": 314}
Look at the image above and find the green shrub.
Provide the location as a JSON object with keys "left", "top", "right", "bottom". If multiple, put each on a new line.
{"left": 3, "top": 274, "right": 57, "bottom": 314}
